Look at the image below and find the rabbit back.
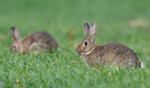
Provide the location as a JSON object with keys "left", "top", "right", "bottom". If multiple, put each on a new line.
{"left": 31, "top": 31, "right": 58, "bottom": 51}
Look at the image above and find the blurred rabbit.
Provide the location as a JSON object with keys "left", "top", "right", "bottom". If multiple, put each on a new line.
{"left": 10, "top": 27, "right": 58, "bottom": 54}
{"left": 76, "top": 22, "right": 142, "bottom": 68}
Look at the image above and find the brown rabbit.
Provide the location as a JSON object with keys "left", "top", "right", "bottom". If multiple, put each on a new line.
{"left": 76, "top": 22, "right": 142, "bottom": 68}
{"left": 10, "top": 27, "right": 58, "bottom": 54}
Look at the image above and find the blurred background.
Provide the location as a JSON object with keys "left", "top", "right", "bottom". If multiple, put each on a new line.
{"left": 0, "top": 0, "right": 150, "bottom": 47}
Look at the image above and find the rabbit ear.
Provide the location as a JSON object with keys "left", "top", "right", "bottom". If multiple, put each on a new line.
{"left": 10, "top": 27, "right": 20, "bottom": 41}
{"left": 90, "top": 22, "right": 96, "bottom": 40}
{"left": 84, "top": 23, "right": 90, "bottom": 38}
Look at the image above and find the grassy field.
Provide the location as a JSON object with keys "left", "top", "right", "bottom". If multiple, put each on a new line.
{"left": 0, "top": 0, "right": 150, "bottom": 88}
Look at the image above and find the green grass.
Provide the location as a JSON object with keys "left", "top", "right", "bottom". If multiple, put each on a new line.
{"left": 0, "top": 0, "right": 150, "bottom": 87}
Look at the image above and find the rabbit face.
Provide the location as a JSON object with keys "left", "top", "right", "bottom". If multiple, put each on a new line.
{"left": 76, "top": 22, "right": 96, "bottom": 56}
{"left": 76, "top": 39, "right": 95, "bottom": 56}
{"left": 10, "top": 40, "right": 23, "bottom": 53}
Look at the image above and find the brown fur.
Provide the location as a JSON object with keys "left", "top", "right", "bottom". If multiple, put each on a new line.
{"left": 76, "top": 22, "right": 141, "bottom": 68}
{"left": 10, "top": 27, "right": 58, "bottom": 54}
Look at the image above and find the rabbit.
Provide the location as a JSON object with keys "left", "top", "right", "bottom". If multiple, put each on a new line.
{"left": 10, "top": 26, "right": 58, "bottom": 54}
{"left": 76, "top": 22, "right": 142, "bottom": 68}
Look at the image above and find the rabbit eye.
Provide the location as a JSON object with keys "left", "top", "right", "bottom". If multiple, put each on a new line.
{"left": 84, "top": 42, "right": 88, "bottom": 45}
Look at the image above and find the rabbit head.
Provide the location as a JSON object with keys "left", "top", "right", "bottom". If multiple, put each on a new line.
{"left": 10, "top": 27, "right": 23, "bottom": 52}
{"left": 76, "top": 22, "right": 96, "bottom": 56}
